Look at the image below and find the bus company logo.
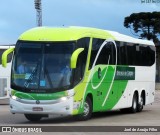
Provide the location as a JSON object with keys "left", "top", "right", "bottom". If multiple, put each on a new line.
{"left": 115, "top": 67, "right": 135, "bottom": 80}
{"left": 141, "top": 0, "right": 160, "bottom": 3}
{"left": 36, "top": 100, "right": 40, "bottom": 104}
{"left": 2, "top": 127, "right": 12, "bottom": 132}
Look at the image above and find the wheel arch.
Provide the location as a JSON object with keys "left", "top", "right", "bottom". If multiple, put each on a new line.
{"left": 134, "top": 90, "right": 139, "bottom": 100}
{"left": 141, "top": 90, "right": 146, "bottom": 105}
{"left": 86, "top": 93, "right": 93, "bottom": 104}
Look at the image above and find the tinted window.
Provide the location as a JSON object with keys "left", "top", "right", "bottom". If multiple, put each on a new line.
{"left": 89, "top": 38, "right": 105, "bottom": 68}
{"left": 116, "top": 41, "right": 155, "bottom": 66}
{"left": 119, "top": 42, "right": 127, "bottom": 65}
{"left": 90, "top": 39, "right": 116, "bottom": 68}
{"left": 11, "top": 41, "right": 75, "bottom": 93}
{"left": 73, "top": 38, "right": 90, "bottom": 85}
{"left": 96, "top": 43, "right": 111, "bottom": 65}
{"left": 126, "top": 43, "right": 136, "bottom": 65}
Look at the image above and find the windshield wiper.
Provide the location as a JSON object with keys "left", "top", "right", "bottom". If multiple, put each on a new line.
{"left": 45, "top": 68, "right": 54, "bottom": 88}
{"left": 24, "top": 63, "right": 39, "bottom": 88}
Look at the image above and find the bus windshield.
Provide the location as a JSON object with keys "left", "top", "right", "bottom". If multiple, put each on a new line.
{"left": 11, "top": 41, "right": 75, "bottom": 93}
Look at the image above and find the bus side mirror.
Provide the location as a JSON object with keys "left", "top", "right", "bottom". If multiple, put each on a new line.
{"left": 70, "top": 48, "right": 84, "bottom": 69}
{"left": 2, "top": 47, "right": 15, "bottom": 68}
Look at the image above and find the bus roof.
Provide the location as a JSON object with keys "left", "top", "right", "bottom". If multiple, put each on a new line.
{"left": 107, "top": 30, "right": 154, "bottom": 46}
{"left": 19, "top": 26, "right": 154, "bottom": 46}
{"left": 19, "top": 26, "right": 114, "bottom": 41}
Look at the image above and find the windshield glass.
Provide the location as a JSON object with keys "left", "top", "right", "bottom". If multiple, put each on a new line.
{"left": 11, "top": 41, "right": 75, "bottom": 93}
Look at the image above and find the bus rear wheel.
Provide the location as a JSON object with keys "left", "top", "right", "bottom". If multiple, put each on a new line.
{"left": 77, "top": 97, "right": 92, "bottom": 121}
{"left": 24, "top": 114, "right": 42, "bottom": 122}
{"left": 137, "top": 94, "right": 144, "bottom": 112}
{"left": 120, "top": 93, "right": 139, "bottom": 113}
{"left": 129, "top": 93, "right": 138, "bottom": 113}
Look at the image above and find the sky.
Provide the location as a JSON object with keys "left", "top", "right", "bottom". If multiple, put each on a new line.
{"left": 0, "top": 0, "right": 160, "bottom": 44}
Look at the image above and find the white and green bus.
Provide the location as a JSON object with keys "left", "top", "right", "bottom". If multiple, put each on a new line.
{"left": 2, "top": 26, "right": 155, "bottom": 121}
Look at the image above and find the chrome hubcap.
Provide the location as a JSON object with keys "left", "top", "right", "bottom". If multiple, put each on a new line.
{"left": 83, "top": 102, "right": 89, "bottom": 116}
{"left": 139, "top": 97, "right": 143, "bottom": 108}
{"left": 133, "top": 98, "right": 137, "bottom": 109}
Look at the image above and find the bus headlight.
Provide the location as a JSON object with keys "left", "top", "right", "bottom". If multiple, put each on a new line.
{"left": 12, "top": 95, "right": 17, "bottom": 100}
{"left": 60, "top": 91, "right": 75, "bottom": 101}
{"left": 61, "top": 97, "right": 67, "bottom": 101}
{"left": 11, "top": 95, "right": 20, "bottom": 101}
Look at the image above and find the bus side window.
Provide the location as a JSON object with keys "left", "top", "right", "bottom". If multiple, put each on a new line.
{"left": 119, "top": 42, "right": 127, "bottom": 65}
{"left": 73, "top": 38, "right": 89, "bottom": 86}
{"left": 74, "top": 51, "right": 86, "bottom": 84}
{"left": 137, "top": 45, "right": 155, "bottom": 66}
{"left": 116, "top": 41, "right": 121, "bottom": 65}
{"left": 95, "top": 42, "right": 116, "bottom": 66}
{"left": 89, "top": 38, "right": 105, "bottom": 69}
{"left": 107, "top": 42, "right": 116, "bottom": 65}
{"left": 126, "top": 43, "right": 136, "bottom": 65}
{"left": 148, "top": 46, "right": 155, "bottom": 66}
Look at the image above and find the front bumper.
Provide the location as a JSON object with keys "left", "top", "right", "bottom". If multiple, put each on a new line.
{"left": 10, "top": 97, "right": 73, "bottom": 115}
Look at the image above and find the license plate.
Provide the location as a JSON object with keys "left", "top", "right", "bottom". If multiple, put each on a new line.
{"left": 32, "top": 107, "right": 43, "bottom": 111}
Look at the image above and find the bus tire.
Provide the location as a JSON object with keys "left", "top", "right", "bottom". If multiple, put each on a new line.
{"left": 77, "top": 97, "right": 92, "bottom": 121}
{"left": 129, "top": 93, "right": 138, "bottom": 113}
{"left": 137, "top": 94, "right": 144, "bottom": 112}
{"left": 24, "top": 114, "right": 42, "bottom": 122}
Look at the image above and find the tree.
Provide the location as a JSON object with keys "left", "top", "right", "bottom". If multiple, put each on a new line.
{"left": 124, "top": 12, "right": 160, "bottom": 44}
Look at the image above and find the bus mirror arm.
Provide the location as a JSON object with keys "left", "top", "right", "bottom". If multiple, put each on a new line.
{"left": 2, "top": 47, "right": 15, "bottom": 68}
{"left": 70, "top": 48, "right": 84, "bottom": 69}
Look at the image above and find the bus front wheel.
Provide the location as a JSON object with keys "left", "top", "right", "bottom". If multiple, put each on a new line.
{"left": 77, "top": 97, "right": 92, "bottom": 121}
{"left": 24, "top": 114, "right": 42, "bottom": 122}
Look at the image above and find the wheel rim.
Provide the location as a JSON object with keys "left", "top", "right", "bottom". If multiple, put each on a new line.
{"left": 133, "top": 97, "right": 137, "bottom": 110}
{"left": 139, "top": 96, "right": 143, "bottom": 109}
{"left": 83, "top": 102, "right": 90, "bottom": 116}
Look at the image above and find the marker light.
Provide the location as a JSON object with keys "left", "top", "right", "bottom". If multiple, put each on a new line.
{"left": 12, "top": 95, "right": 17, "bottom": 100}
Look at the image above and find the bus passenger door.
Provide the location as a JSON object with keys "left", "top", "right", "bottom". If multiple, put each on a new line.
{"left": 89, "top": 39, "right": 117, "bottom": 111}
{"left": 100, "top": 41, "right": 117, "bottom": 110}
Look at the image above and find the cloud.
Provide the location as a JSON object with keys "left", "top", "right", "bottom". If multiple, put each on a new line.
{"left": 0, "top": 0, "right": 36, "bottom": 44}
{"left": 0, "top": 0, "right": 159, "bottom": 44}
